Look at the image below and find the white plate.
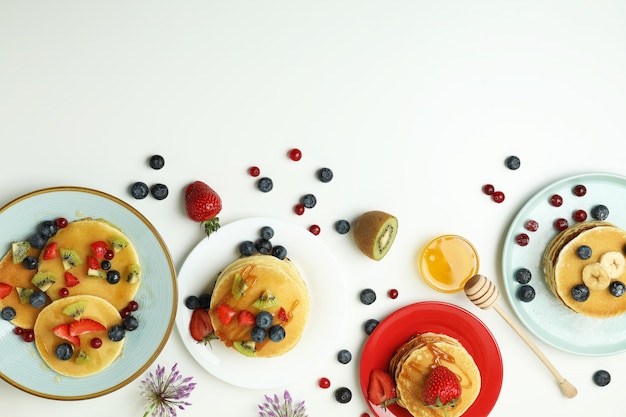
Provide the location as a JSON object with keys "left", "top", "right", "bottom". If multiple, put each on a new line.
{"left": 175, "top": 217, "right": 347, "bottom": 389}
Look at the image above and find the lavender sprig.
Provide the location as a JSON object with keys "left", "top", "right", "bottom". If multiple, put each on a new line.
{"left": 140, "top": 363, "right": 196, "bottom": 417}
{"left": 258, "top": 390, "right": 308, "bottom": 417}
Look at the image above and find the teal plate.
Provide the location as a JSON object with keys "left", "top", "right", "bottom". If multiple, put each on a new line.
{"left": 0, "top": 187, "right": 177, "bottom": 399}
{"left": 502, "top": 172, "right": 626, "bottom": 356}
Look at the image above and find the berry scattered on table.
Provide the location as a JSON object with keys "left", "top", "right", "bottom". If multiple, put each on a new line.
{"left": 337, "top": 349, "right": 352, "bottom": 364}
{"left": 359, "top": 288, "right": 376, "bottom": 305}
{"left": 308, "top": 224, "right": 321, "bottom": 235}
{"left": 293, "top": 204, "right": 305, "bottom": 216}
{"left": 130, "top": 181, "right": 150, "bottom": 199}
{"left": 288, "top": 148, "right": 302, "bottom": 161}
{"left": 549, "top": 194, "right": 563, "bottom": 207}
{"left": 482, "top": 184, "right": 495, "bottom": 195}
{"left": 257, "top": 177, "right": 273, "bottom": 192}
{"left": 363, "top": 318, "right": 379, "bottom": 335}
{"left": 492, "top": 191, "right": 505, "bottom": 203}
{"left": 149, "top": 154, "right": 165, "bottom": 170}
{"left": 334, "top": 386, "right": 352, "bottom": 404}
{"left": 517, "top": 285, "right": 535, "bottom": 302}
{"left": 318, "top": 377, "right": 331, "bottom": 389}
{"left": 388, "top": 288, "right": 399, "bottom": 299}
{"left": 514, "top": 268, "right": 532, "bottom": 284}
{"left": 184, "top": 180, "right": 222, "bottom": 238}
{"left": 301, "top": 193, "right": 317, "bottom": 209}
{"left": 335, "top": 220, "right": 350, "bottom": 234}
{"left": 248, "top": 166, "right": 261, "bottom": 177}
{"left": 593, "top": 370, "right": 611, "bottom": 386}
{"left": 504, "top": 155, "right": 521, "bottom": 170}
{"left": 317, "top": 167, "right": 334, "bottom": 183}
{"left": 150, "top": 183, "right": 169, "bottom": 200}
{"left": 591, "top": 204, "right": 609, "bottom": 220}
{"left": 573, "top": 184, "right": 587, "bottom": 197}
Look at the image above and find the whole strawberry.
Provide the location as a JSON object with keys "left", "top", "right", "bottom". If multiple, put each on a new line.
{"left": 422, "top": 365, "right": 461, "bottom": 417}
{"left": 184, "top": 181, "right": 222, "bottom": 238}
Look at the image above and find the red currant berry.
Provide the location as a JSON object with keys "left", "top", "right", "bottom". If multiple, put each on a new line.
{"left": 319, "top": 377, "right": 331, "bottom": 389}
{"left": 388, "top": 288, "right": 399, "bottom": 299}
{"left": 482, "top": 184, "right": 495, "bottom": 195}
{"left": 294, "top": 204, "right": 305, "bottom": 215}
{"left": 361, "top": 414, "right": 370, "bottom": 417}
{"left": 127, "top": 300, "right": 139, "bottom": 311}
{"left": 58, "top": 287, "right": 69, "bottom": 298}
{"left": 524, "top": 220, "right": 539, "bottom": 232}
{"left": 309, "top": 224, "right": 321, "bottom": 235}
{"left": 120, "top": 307, "right": 132, "bottom": 318}
{"left": 515, "top": 233, "right": 530, "bottom": 246}
{"left": 91, "top": 337, "right": 103, "bottom": 349}
{"left": 550, "top": 194, "right": 563, "bottom": 207}
{"left": 288, "top": 148, "right": 302, "bottom": 161}
{"left": 22, "top": 329, "right": 35, "bottom": 342}
{"left": 13, "top": 327, "right": 24, "bottom": 335}
{"left": 554, "top": 218, "right": 569, "bottom": 231}
{"left": 573, "top": 184, "right": 587, "bottom": 197}
{"left": 492, "top": 191, "right": 505, "bottom": 203}
{"left": 573, "top": 209, "right": 587, "bottom": 222}
{"left": 55, "top": 217, "right": 68, "bottom": 228}
{"left": 104, "top": 249, "right": 115, "bottom": 260}
{"left": 248, "top": 166, "right": 261, "bottom": 177}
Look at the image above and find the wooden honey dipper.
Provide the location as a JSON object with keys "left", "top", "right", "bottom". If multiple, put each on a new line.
{"left": 464, "top": 274, "right": 578, "bottom": 398}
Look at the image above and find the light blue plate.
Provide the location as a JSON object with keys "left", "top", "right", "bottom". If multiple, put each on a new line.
{"left": 502, "top": 172, "right": 626, "bottom": 356}
{"left": 0, "top": 187, "right": 177, "bottom": 399}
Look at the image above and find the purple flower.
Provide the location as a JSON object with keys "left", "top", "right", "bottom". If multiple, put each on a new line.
{"left": 140, "top": 363, "right": 196, "bottom": 417}
{"left": 258, "top": 390, "right": 308, "bottom": 417}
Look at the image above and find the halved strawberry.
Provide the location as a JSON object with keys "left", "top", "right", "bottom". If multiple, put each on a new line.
{"left": 278, "top": 306, "right": 289, "bottom": 322}
{"left": 86, "top": 255, "right": 102, "bottom": 277}
{"left": 237, "top": 309, "right": 256, "bottom": 326}
{"left": 368, "top": 368, "right": 397, "bottom": 410}
{"left": 216, "top": 303, "right": 236, "bottom": 325}
{"left": 64, "top": 271, "right": 80, "bottom": 287}
{"left": 90, "top": 241, "right": 108, "bottom": 259}
{"left": 53, "top": 323, "right": 81, "bottom": 346}
{"left": 69, "top": 318, "right": 106, "bottom": 336}
{"left": 43, "top": 242, "right": 58, "bottom": 260}
{"left": 0, "top": 282, "right": 12, "bottom": 299}
{"left": 189, "top": 308, "right": 217, "bottom": 344}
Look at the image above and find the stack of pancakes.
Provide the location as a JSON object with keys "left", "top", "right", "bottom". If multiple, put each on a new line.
{"left": 209, "top": 254, "right": 310, "bottom": 358}
{"left": 389, "top": 332, "right": 481, "bottom": 417}
{"left": 543, "top": 220, "right": 626, "bottom": 317}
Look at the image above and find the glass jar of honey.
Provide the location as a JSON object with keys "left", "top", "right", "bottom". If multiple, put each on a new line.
{"left": 418, "top": 235, "right": 479, "bottom": 293}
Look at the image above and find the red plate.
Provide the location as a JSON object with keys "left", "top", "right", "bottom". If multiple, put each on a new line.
{"left": 359, "top": 301, "right": 502, "bottom": 417}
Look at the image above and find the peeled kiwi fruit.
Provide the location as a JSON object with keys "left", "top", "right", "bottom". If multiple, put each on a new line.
{"left": 352, "top": 210, "right": 398, "bottom": 261}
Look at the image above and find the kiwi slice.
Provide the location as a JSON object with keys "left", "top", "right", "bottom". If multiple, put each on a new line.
{"left": 11, "top": 241, "right": 31, "bottom": 264}
{"left": 61, "top": 248, "right": 82, "bottom": 270}
{"left": 231, "top": 273, "right": 247, "bottom": 300}
{"left": 252, "top": 290, "right": 279, "bottom": 309}
{"left": 352, "top": 210, "right": 398, "bottom": 261}
{"left": 126, "top": 264, "right": 141, "bottom": 284}
{"left": 233, "top": 341, "right": 256, "bottom": 357}
{"left": 16, "top": 287, "right": 34, "bottom": 304}
{"left": 63, "top": 300, "right": 88, "bottom": 319}
{"left": 109, "top": 237, "right": 129, "bottom": 253}
{"left": 31, "top": 271, "right": 57, "bottom": 291}
{"left": 75, "top": 349, "right": 91, "bottom": 364}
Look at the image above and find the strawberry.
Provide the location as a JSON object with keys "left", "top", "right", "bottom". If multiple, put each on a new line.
{"left": 422, "top": 365, "right": 462, "bottom": 417}
{"left": 367, "top": 368, "right": 397, "bottom": 410}
{"left": 64, "top": 271, "right": 80, "bottom": 287}
{"left": 216, "top": 303, "right": 236, "bottom": 325}
{"left": 184, "top": 181, "right": 222, "bottom": 238}
{"left": 237, "top": 309, "right": 256, "bottom": 326}
{"left": 53, "top": 323, "right": 81, "bottom": 346}
{"left": 0, "top": 282, "right": 12, "bottom": 299}
{"left": 43, "top": 242, "right": 58, "bottom": 260}
{"left": 189, "top": 308, "right": 217, "bottom": 344}
{"left": 90, "top": 241, "right": 108, "bottom": 259}
{"left": 69, "top": 318, "right": 106, "bottom": 336}
{"left": 277, "top": 306, "right": 289, "bottom": 322}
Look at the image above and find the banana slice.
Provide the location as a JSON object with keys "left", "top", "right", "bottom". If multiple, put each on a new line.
{"left": 599, "top": 251, "right": 626, "bottom": 279}
{"left": 582, "top": 262, "right": 610, "bottom": 290}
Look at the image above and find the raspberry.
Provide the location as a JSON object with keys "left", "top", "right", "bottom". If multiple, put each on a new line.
{"left": 524, "top": 220, "right": 539, "bottom": 232}
{"left": 554, "top": 218, "right": 569, "bottom": 231}
{"left": 482, "top": 184, "right": 495, "bottom": 195}
{"left": 492, "top": 191, "right": 505, "bottom": 203}
{"left": 550, "top": 194, "right": 563, "bottom": 207}
{"left": 573, "top": 209, "right": 587, "bottom": 222}
{"left": 515, "top": 233, "right": 530, "bottom": 246}
{"left": 573, "top": 184, "right": 587, "bottom": 197}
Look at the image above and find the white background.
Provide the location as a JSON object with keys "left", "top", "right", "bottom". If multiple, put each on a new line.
{"left": 2, "top": 1, "right": 626, "bottom": 416}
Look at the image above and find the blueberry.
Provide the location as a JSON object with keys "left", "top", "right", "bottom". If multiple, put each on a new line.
{"left": 1, "top": 306, "right": 16, "bottom": 321}
{"left": 29, "top": 291, "right": 47, "bottom": 308}
{"left": 149, "top": 154, "right": 165, "bottom": 170}
{"left": 106, "top": 270, "right": 121, "bottom": 285}
{"left": 576, "top": 245, "right": 592, "bottom": 260}
{"left": 571, "top": 284, "right": 590, "bottom": 302}
{"left": 317, "top": 167, "right": 334, "bottom": 183}
{"left": 38, "top": 220, "right": 58, "bottom": 239}
{"left": 100, "top": 260, "right": 111, "bottom": 270}
{"left": 198, "top": 293, "right": 211, "bottom": 309}
{"left": 591, "top": 204, "right": 609, "bottom": 221}
{"left": 517, "top": 285, "right": 535, "bottom": 302}
{"left": 108, "top": 325, "right": 126, "bottom": 342}
{"left": 268, "top": 325, "right": 286, "bottom": 342}
{"left": 593, "top": 369, "right": 611, "bottom": 386}
{"left": 271, "top": 245, "right": 288, "bottom": 260}
{"left": 610, "top": 281, "right": 625, "bottom": 297}
{"left": 257, "top": 177, "right": 273, "bottom": 192}
{"left": 123, "top": 315, "right": 139, "bottom": 331}
{"left": 256, "top": 311, "right": 273, "bottom": 329}
{"left": 251, "top": 326, "right": 267, "bottom": 343}
{"left": 130, "top": 182, "right": 149, "bottom": 199}
{"left": 150, "top": 183, "right": 169, "bottom": 200}
{"left": 185, "top": 295, "right": 200, "bottom": 309}
{"left": 359, "top": 288, "right": 376, "bottom": 305}
{"left": 364, "top": 318, "right": 379, "bottom": 335}
{"left": 514, "top": 268, "right": 532, "bottom": 284}
{"left": 260, "top": 226, "right": 274, "bottom": 240}
{"left": 55, "top": 343, "right": 74, "bottom": 361}
{"left": 239, "top": 240, "right": 257, "bottom": 256}
{"left": 337, "top": 349, "right": 352, "bottom": 364}
{"left": 505, "top": 155, "right": 521, "bottom": 170}
{"left": 301, "top": 194, "right": 317, "bottom": 209}
{"left": 22, "top": 255, "right": 38, "bottom": 270}
{"left": 335, "top": 220, "right": 350, "bottom": 234}
{"left": 255, "top": 239, "right": 272, "bottom": 255}
{"left": 29, "top": 233, "right": 47, "bottom": 249}
{"left": 334, "top": 387, "right": 352, "bottom": 404}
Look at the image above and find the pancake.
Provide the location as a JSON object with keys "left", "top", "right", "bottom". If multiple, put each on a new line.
{"left": 390, "top": 332, "right": 481, "bottom": 417}
{"left": 33, "top": 295, "right": 125, "bottom": 377}
{"left": 543, "top": 220, "right": 626, "bottom": 317}
{"left": 209, "top": 254, "right": 310, "bottom": 358}
{"left": 36, "top": 218, "right": 141, "bottom": 312}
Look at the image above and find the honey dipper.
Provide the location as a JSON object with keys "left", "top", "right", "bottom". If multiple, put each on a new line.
{"left": 464, "top": 274, "right": 578, "bottom": 398}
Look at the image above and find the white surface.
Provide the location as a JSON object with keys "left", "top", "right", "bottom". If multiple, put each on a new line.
{"left": 2, "top": 1, "right": 626, "bottom": 416}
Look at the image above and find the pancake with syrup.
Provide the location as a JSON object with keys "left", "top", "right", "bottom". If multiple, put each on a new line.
{"left": 209, "top": 254, "right": 310, "bottom": 358}
{"left": 389, "top": 332, "right": 481, "bottom": 417}
{"left": 543, "top": 220, "right": 626, "bottom": 317}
